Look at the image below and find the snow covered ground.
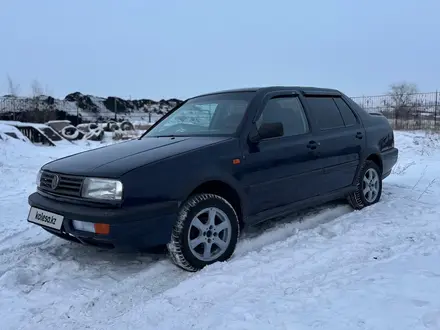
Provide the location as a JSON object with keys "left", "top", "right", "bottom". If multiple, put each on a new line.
{"left": 1, "top": 131, "right": 440, "bottom": 329}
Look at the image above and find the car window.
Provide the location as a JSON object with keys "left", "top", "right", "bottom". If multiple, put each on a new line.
{"left": 256, "top": 96, "right": 309, "bottom": 137}
{"left": 159, "top": 104, "right": 217, "bottom": 129}
{"left": 40, "top": 127, "right": 63, "bottom": 141}
{"left": 333, "top": 97, "right": 357, "bottom": 126}
{"left": 304, "top": 96, "right": 345, "bottom": 130}
{"left": 144, "top": 92, "right": 254, "bottom": 137}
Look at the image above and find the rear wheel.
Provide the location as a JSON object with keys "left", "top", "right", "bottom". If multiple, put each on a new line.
{"left": 348, "top": 160, "right": 382, "bottom": 210}
{"left": 167, "top": 193, "right": 240, "bottom": 272}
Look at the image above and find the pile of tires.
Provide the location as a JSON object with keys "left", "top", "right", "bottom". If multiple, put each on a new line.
{"left": 88, "top": 123, "right": 99, "bottom": 131}
{"left": 84, "top": 126, "right": 104, "bottom": 141}
{"left": 60, "top": 125, "right": 85, "bottom": 141}
{"left": 72, "top": 120, "right": 135, "bottom": 141}
{"left": 76, "top": 123, "right": 90, "bottom": 133}
{"left": 120, "top": 121, "right": 135, "bottom": 131}
{"left": 104, "top": 121, "right": 119, "bottom": 132}
{"left": 104, "top": 120, "right": 135, "bottom": 132}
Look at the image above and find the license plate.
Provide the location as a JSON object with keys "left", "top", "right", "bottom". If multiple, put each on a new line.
{"left": 27, "top": 207, "right": 64, "bottom": 230}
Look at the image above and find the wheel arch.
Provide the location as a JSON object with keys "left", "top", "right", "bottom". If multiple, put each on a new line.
{"left": 366, "top": 153, "right": 383, "bottom": 173}
{"left": 352, "top": 151, "right": 383, "bottom": 186}
{"left": 186, "top": 179, "right": 245, "bottom": 229}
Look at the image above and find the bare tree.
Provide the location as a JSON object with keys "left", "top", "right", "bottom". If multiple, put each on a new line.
{"left": 388, "top": 82, "right": 419, "bottom": 108}
{"left": 29, "top": 79, "right": 57, "bottom": 122}
{"left": 44, "top": 83, "right": 53, "bottom": 97}
{"left": 387, "top": 82, "right": 420, "bottom": 129}
{"left": 4, "top": 75, "right": 21, "bottom": 118}
{"left": 31, "top": 79, "right": 44, "bottom": 97}
{"left": 6, "top": 75, "right": 20, "bottom": 96}
{"left": 28, "top": 79, "right": 44, "bottom": 115}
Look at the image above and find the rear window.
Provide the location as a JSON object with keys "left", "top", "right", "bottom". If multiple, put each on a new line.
{"left": 40, "top": 127, "right": 63, "bottom": 141}
{"left": 304, "top": 96, "right": 345, "bottom": 130}
{"left": 5, "top": 132, "right": 18, "bottom": 139}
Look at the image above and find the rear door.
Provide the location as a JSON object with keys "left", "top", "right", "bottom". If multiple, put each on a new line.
{"left": 240, "top": 91, "right": 324, "bottom": 216}
{"left": 302, "top": 93, "right": 366, "bottom": 194}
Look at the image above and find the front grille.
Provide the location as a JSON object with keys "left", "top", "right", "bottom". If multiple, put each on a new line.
{"left": 39, "top": 171, "right": 84, "bottom": 197}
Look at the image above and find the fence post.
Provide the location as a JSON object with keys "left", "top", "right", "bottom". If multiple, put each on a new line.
{"left": 435, "top": 90, "right": 438, "bottom": 130}
{"left": 13, "top": 98, "right": 16, "bottom": 121}
{"left": 114, "top": 98, "right": 117, "bottom": 122}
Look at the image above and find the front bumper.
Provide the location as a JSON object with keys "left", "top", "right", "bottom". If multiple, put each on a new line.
{"left": 27, "top": 192, "right": 178, "bottom": 250}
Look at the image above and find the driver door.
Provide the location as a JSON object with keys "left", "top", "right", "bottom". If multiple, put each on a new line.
{"left": 240, "top": 92, "right": 324, "bottom": 216}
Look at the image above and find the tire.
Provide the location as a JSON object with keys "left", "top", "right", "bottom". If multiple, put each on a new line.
{"left": 120, "top": 121, "right": 134, "bottom": 131}
{"left": 84, "top": 128, "right": 104, "bottom": 141}
{"left": 106, "top": 121, "right": 119, "bottom": 132}
{"left": 348, "top": 160, "right": 382, "bottom": 210}
{"left": 167, "top": 193, "right": 240, "bottom": 272}
{"left": 88, "top": 123, "right": 99, "bottom": 131}
{"left": 60, "top": 125, "right": 79, "bottom": 140}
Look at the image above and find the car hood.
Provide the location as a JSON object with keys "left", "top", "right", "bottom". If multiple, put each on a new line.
{"left": 42, "top": 136, "right": 232, "bottom": 177}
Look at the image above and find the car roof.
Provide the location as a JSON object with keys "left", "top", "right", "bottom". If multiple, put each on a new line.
{"left": 192, "top": 86, "right": 342, "bottom": 98}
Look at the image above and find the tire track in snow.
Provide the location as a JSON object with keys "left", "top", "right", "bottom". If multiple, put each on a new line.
{"left": 86, "top": 193, "right": 440, "bottom": 330}
{"left": 1, "top": 195, "right": 425, "bottom": 329}
{"left": 0, "top": 180, "right": 407, "bottom": 329}
{"left": 29, "top": 201, "right": 354, "bottom": 328}
{"left": 0, "top": 228, "right": 31, "bottom": 246}
{"left": 235, "top": 201, "right": 352, "bottom": 257}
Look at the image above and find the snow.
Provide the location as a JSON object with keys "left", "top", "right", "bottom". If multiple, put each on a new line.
{"left": 1, "top": 130, "right": 440, "bottom": 329}
{"left": 0, "top": 120, "right": 53, "bottom": 129}
{"left": 0, "top": 123, "right": 30, "bottom": 142}
{"left": 46, "top": 120, "right": 72, "bottom": 124}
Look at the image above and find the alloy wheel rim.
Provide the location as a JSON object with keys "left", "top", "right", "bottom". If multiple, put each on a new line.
{"left": 187, "top": 207, "right": 232, "bottom": 262}
{"left": 362, "top": 168, "right": 379, "bottom": 203}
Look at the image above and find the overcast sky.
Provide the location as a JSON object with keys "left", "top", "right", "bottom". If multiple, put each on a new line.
{"left": 1, "top": 0, "right": 439, "bottom": 100}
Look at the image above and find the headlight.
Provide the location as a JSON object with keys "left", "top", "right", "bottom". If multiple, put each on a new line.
{"left": 81, "top": 178, "right": 123, "bottom": 201}
{"left": 36, "top": 169, "right": 42, "bottom": 187}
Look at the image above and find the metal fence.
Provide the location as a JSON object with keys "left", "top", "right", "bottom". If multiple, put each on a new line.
{"left": 0, "top": 97, "right": 164, "bottom": 126}
{"left": 1, "top": 91, "right": 439, "bottom": 131}
{"left": 0, "top": 97, "right": 75, "bottom": 123}
{"left": 351, "top": 91, "right": 439, "bottom": 131}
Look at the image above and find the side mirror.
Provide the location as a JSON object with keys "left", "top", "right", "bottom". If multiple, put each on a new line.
{"left": 249, "top": 122, "right": 284, "bottom": 143}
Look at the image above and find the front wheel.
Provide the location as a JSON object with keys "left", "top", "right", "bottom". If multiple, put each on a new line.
{"left": 348, "top": 160, "right": 382, "bottom": 210}
{"left": 167, "top": 193, "right": 240, "bottom": 272}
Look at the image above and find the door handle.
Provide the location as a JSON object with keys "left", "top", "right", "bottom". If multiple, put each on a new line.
{"left": 307, "top": 140, "right": 320, "bottom": 150}
{"left": 356, "top": 132, "right": 363, "bottom": 139}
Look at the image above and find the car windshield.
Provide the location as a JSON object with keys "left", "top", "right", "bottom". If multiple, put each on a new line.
{"left": 143, "top": 92, "right": 255, "bottom": 137}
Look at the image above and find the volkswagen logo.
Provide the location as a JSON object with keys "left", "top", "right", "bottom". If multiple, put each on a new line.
{"left": 51, "top": 175, "right": 60, "bottom": 190}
